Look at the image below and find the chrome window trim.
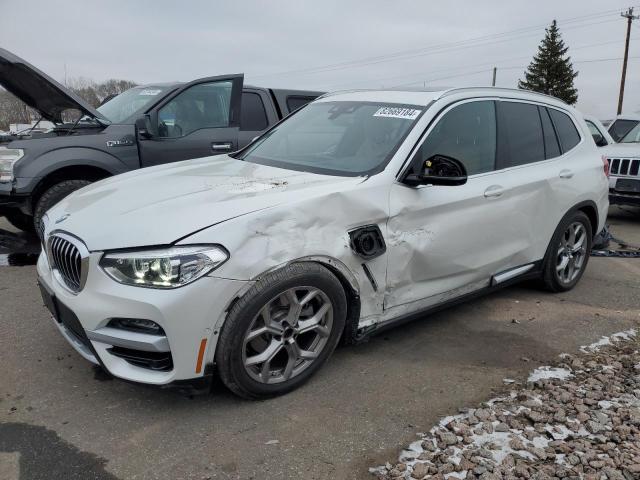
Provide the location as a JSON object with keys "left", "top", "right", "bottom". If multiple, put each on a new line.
{"left": 396, "top": 96, "right": 584, "bottom": 182}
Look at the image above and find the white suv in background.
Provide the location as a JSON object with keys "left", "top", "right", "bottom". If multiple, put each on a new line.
{"left": 37, "top": 87, "right": 609, "bottom": 398}
{"left": 585, "top": 115, "right": 640, "bottom": 208}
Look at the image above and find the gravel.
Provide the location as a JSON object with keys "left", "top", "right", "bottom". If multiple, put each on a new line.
{"left": 371, "top": 329, "right": 640, "bottom": 479}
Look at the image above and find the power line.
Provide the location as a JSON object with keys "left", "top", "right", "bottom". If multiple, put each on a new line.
{"left": 257, "top": 17, "right": 622, "bottom": 80}
{"left": 325, "top": 36, "right": 639, "bottom": 90}
{"left": 250, "top": 6, "right": 638, "bottom": 80}
{"left": 387, "top": 56, "right": 640, "bottom": 89}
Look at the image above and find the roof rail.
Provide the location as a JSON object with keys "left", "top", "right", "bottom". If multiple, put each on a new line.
{"left": 436, "top": 86, "right": 567, "bottom": 104}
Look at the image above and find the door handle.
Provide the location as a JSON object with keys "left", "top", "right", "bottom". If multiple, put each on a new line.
{"left": 484, "top": 185, "right": 505, "bottom": 198}
{"left": 559, "top": 169, "right": 574, "bottom": 179}
{"left": 211, "top": 142, "right": 233, "bottom": 151}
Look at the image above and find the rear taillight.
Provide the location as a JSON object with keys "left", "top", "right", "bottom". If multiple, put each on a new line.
{"left": 602, "top": 156, "right": 610, "bottom": 178}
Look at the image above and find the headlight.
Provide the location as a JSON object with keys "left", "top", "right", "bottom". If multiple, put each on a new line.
{"left": 0, "top": 147, "right": 24, "bottom": 182}
{"left": 100, "top": 245, "right": 228, "bottom": 289}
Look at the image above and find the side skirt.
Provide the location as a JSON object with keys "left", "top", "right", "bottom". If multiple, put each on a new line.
{"left": 355, "top": 260, "right": 543, "bottom": 341}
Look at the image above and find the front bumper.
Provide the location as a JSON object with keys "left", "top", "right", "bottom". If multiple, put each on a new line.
{"left": 37, "top": 250, "right": 250, "bottom": 385}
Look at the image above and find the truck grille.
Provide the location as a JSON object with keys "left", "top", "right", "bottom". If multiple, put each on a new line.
{"left": 49, "top": 234, "right": 84, "bottom": 292}
{"left": 607, "top": 158, "right": 640, "bottom": 177}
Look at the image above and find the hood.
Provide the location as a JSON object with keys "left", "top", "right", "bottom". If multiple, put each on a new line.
{"left": 599, "top": 142, "right": 640, "bottom": 157}
{"left": 0, "top": 48, "right": 109, "bottom": 124}
{"left": 47, "top": 156, "right": 361, "bottom": 250}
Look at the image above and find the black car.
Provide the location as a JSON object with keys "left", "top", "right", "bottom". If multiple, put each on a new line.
{"left": 0, "top": 48, "right": 321, "bottom": 233}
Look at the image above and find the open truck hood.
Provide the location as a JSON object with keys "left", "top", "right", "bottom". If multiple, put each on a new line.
{"left": 0, "top": 48, "right": 110, "bottom": 124}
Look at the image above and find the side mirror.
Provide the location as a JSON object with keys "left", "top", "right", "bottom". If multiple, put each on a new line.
{"left": 592, "top": 133, "right": 607, "bottom": 147}
{"left": 403, "top": 155, "right": 468, "bottom": 187}
{"left": 135, "top": 114, "right": 156, "bottom": 139}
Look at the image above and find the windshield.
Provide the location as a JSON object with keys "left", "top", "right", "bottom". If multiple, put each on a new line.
{"left": 619, "top": 122, "right": 640, "bottom": 143}
{"left": 234, "top": 101, "right": 424, "bottom": 176}
{"left": 608, "top": 119, "right": 640, "bottom": 143}
{"left": 97, "top": 86, "right": 172, "bottom": 123}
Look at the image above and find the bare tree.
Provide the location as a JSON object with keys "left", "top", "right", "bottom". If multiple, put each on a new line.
{"left": 0, "top": 76, "right": 137, "bottom": 130}
{"left": 0, "top": 89, "right": 38, "bottom": 131}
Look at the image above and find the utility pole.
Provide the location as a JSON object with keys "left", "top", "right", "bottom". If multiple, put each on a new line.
{"left": 491, "top": 67, "right": 497, "bottom": 86}
{"left": 617, "top": 7, "right": 639, "bottom": 115}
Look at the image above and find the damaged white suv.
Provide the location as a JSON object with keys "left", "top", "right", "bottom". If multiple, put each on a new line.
{"left": 38, "top": 87, "right": 609, "bottom": 398}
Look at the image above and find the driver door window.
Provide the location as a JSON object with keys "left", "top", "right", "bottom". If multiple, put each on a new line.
{"left": 157, "top": 80, "right": 233, "bottom": 138}
{"left": 415, "top": 100, "right": 496, "bottom": 175}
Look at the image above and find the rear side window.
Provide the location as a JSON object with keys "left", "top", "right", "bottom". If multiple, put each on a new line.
{"left": 498, "top": 101, "right": 545, "bottom": 167}
{"left": 540, "top": 107, "right": 561, "bottom": 159}
{"left": 286, "top": 96, "right": 316, "bottom": 113}
{"left": 548, "top": 109, "right": 581, "bottom": 152}
{"left": 240, "top": 92, "right": 269, "bottom": 131}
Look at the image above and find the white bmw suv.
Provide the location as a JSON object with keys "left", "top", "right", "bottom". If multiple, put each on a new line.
{"left": 38, "top": 87, "right": 609, "bottom": 398}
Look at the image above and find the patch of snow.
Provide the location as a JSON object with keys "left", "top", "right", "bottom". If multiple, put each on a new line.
{"left": 531, "top": 435, "right": 550, "bottom": 449}
{"left": 445, "top": 472, "right": 468, "bottom": 479}
{"left": 598, "top": 400, "right": 614, "bottom": 410}
{"left": 527, "top": 366, "right": 573, "bottom": 382}
{"left": 439, "top": 414, "right": 464, "bottom": 427}
{"left": 580, "top": 329, "right": 637, "bottom": 353}
{"left": 545, "top": 424, "right": 573, "bottom": 440}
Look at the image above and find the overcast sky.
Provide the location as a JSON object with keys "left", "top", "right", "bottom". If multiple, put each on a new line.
{"left": 1, "top": 0, "right": 639, "bottom": 118}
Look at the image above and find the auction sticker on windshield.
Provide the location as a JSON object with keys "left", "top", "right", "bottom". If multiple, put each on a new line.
{"left": 373, "top": 107, "right": 421, "bottom": 120}
{"left": 139, "top": 89, "right": 162, "bottom": 96}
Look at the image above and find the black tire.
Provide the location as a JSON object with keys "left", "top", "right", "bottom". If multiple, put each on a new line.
{"left": 4, "top": 211, "right": 36, "bottom": 233}
{"left": 216, "top": 262, "right": 347, "bottom": 399}
{"left": 541, "top": 210, "right": 593, "bottom": 292}
{"left": 33, "top": 180, "right": 91, "bottom": 237}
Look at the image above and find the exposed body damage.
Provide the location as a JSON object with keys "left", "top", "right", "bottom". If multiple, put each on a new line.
{"left": 182, "top": 169, "right": 390, "bottom": 325}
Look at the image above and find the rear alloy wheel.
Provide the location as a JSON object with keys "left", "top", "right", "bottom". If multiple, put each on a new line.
{"left": 542, "top": 211, "right": 592, "bottom": 292}
{"left": 555, "top": 222, "right": 588, "bottom": 285}
{"left": 216, "top": 263, "right": 346, "bottom": 399}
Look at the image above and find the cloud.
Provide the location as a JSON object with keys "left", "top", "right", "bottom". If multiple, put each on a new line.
{"left": 1, "top": 0, "right": 638, "bottom": 117}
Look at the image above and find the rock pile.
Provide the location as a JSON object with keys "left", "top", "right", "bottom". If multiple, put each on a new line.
{"left": 372, "top": 330, "right": 640, "bottom": 479}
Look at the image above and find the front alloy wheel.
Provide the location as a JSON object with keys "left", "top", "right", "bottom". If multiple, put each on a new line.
{"left": 242, "top": 287, "right": 333, "bottom": 384}
{"left": 216, "top": 262, "right": 346, "bottom": 399}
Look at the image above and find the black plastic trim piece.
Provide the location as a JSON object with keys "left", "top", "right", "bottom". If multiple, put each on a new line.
{"left": 107, "top": 346, "right": 173, "bottom": 372}
{"left": 361, "top": 263, "right": 378, "bottom": 292}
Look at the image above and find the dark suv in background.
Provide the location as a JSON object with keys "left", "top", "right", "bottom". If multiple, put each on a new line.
{"left": 0, "top": 48, "right": 321, "bottom": 233}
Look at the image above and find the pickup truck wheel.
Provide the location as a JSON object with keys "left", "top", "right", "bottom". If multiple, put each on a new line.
{"left": 216, "top": 262, "right": 346, "bottom": 399}
{"left": 541, "top": 211, "right": 592, "bottom": 292}
{"left": 34, "top": 180, "right": 91, "bottom": 237}
{"left": 4, "top": 211, "right": 36, "bottom": 233}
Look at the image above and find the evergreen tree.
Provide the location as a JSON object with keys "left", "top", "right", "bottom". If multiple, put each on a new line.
{"left": 518, "top": 20, "right": 578, "bottom": 104}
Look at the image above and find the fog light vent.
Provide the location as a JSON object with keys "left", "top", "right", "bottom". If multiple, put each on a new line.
{"left": 107, "top": 318, "right": 165, "bottom": 335}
